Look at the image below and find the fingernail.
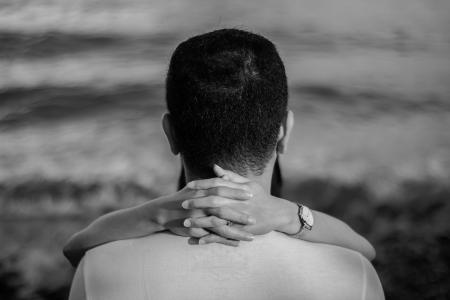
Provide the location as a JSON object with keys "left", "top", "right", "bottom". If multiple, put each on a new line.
{"left": 245, "top": 192, "right": 253, "bottom": 198}
{"left": 181, "top": 201, "right": 189, "bottom": 209}
{"left": 199, "top": 239, "right": 206, "bottom": 245}
{"left": 246, "top": 235, "right": 254, "bottom": 241}
{"left": 187, "top": 182, "right": 195, "bottom": 188}
{"left": 248, "top": 217, "right": 256, "bottom": 224}
{"left": 183, "top": 219, "right": 191, "bottom": 227}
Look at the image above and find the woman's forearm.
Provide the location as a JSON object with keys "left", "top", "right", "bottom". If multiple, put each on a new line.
{"left": 276, "top": 200, "right": 376, "bottom": 260}
{"left": 302, "top": 210, "right": 375, "bottom": 260}
{"left": 63, "top": 200, "right": 165, "bottom": 267}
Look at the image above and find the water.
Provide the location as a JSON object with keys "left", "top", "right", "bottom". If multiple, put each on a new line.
{"left": 1, "top": 0, "right": 449, "bottom": 196}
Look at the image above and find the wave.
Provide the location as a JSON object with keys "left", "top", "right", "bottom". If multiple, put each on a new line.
{"left": 291, "top": 83, "right": 450, "bottom": 115}
{"left": 0, "top": 0, "right": 178, "bottom": 35}
{"left": 0, "top": 31, "right": 179, "bottom": 59}
{"left": 0, "top": 84, "right": 164, "bottom": 127}
{"left": 0, "top": 54, "right": 167, "bottom": 89}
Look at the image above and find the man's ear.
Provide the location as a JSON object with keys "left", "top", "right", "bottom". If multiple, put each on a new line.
{"left": 162, "top": 113, "right": 180, "bottom": 155}
{"left": 277, "top": 110, "right": 294, "bottom": 154}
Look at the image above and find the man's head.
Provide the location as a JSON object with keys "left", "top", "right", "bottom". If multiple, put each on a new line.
{"left": 163, "top": 29, "right": 293, "bottom": 178}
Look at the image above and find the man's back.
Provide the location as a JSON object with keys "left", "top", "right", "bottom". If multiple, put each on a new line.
{"left": 70, "top": 231, "right": 384, "bottom": 300}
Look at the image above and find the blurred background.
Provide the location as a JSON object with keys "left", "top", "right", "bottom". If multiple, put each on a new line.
{"left": 0, "top": 0, "right": 449, "bottom": 299}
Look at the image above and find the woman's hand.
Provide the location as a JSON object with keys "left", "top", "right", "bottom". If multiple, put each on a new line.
{"left": 182, "top": 165, "right": 300, "bottom": 244}
{"left": 148, "top": 180, "right": 257, "bottom": 246}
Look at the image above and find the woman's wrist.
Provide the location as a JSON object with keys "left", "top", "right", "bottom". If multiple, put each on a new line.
{"left": 274, "top": 198, "right": 301, "bottom": 235}
{"left": 275, "top": 198, "right": 301, "bottom": 234}
{"left": 139, "top": 197, "right": 167, "bottom": 232}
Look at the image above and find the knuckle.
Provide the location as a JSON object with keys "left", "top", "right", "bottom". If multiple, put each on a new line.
{"left": 212, "top": 210, "right": 224, "bottom": 218}
{"left": 213, "top": 187, "right": 224, "bottom": 196}
{"left": 195, "top": 200, "right": 206, "bottom": 208}
{"left": 195, "top": 189, "right": 205, "bottom": 197}
{"left": 215, "top": 207, "right": 225, "bottom": 217}
{"left": 185, "top": 189, "right": 196, "bottom": 198}
{"left": 210, "top": 216, "right": 222, "bottom": 226}
{"left": 190, "top": 209, "right": 204, "bottom": 218}
{"left": 236, "top": 189, "right": 246, "bottom": 197}
{"left": 214, "top": 228, "right": 227, "bottom": 237}
{"left": 209, "top": 195, "right": 220, "bottom": 206}
{"left": 222, "top": 206, "right": 233, "bottom": 215}
{"left": 240, "top": 214, "right": 250, "bottom": 223}
{"left": 219, "top": 225, "right": 231, "bottom": 235}
{"left": 206, "top": 208, "right": 217, "bottom": 216}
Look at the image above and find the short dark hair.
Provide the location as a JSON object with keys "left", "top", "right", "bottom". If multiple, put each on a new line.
{"left": 166, "top": 29, "right": 288, "bottom": 175}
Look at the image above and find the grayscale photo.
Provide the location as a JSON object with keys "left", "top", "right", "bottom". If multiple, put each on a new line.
{"left": 0, "top": 0, "right": 449, "bottom": 299}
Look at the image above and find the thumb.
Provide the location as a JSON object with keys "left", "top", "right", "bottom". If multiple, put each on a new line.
{"left": 213, "top": 164, "right": 250, "bottom": 183}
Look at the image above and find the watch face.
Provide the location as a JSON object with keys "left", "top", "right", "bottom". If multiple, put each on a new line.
{"left": 301, "top": 206, "right": 314, "bottom": 227}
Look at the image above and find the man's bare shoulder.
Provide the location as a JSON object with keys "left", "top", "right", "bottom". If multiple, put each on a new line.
{"left": 83, "top": 239, "right": 145, "bottom": 300}
{"left": 84, "top": 232, "right": 384, "bottom": 300}
{"left": 83, "top": 232, "right": 192, "bottom": 267}
{"left": 253, "top": 232, "right": 385, "bottom": 300}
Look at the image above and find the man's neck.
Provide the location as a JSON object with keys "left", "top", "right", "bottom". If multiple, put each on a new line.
{"left": 183, "top": 156, "right": 276, "bottom": 194}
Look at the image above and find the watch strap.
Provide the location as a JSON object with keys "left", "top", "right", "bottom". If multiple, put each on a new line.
{"left": 290, "top": 203, "right": 313, "bottom": 238}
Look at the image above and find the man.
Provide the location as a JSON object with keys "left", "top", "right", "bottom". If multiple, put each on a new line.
{"left": 68, "top": 29, "right": 384, "bottom": 300}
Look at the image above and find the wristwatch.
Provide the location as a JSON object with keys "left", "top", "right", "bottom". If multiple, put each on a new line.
{"left": 291, "top": 203, "right": 314, "bottom": 237}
